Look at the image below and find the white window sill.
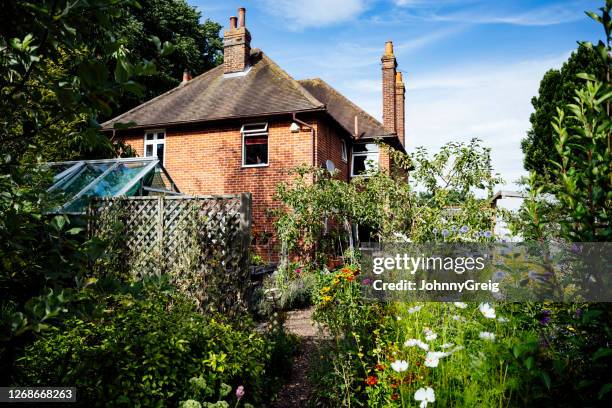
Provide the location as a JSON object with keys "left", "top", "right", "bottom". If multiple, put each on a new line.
{"left": 241, "top": 164, "right": 269, "bottom": 168}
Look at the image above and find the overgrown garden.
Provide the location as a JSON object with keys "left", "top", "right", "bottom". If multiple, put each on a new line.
{"left": 1, "top": 0, "right": 610, "bottom": 407}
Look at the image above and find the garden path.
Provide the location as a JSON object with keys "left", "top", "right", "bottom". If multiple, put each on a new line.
{"left": 272, "top": 307, "right": 320, "bottom": 408}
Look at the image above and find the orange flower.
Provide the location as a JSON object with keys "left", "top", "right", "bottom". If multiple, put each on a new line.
{"left": 391, "top": 393, "right": 399, "bottom": 401}
{"left": 365, "top": 375, "right": 378, "bottom": 386}
{"left": 346, "top": 275, "right": 355, "bottom": 282}
{"left": 390, "top": 382, "right": 399, "bottom": 389}
{"left": 341, "top": 266, "right": 351, "bottom": 274}
{"left": 375, "top": 363, "right": 386, "bottom": 371}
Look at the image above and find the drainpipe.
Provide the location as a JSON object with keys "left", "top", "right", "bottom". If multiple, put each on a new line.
{"left": 292, "top": 112, "right": 316, "bottom": 172}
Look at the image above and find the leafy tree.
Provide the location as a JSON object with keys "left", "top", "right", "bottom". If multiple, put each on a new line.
{"left": 521, "top": 44, "right": 606, "bottom": 181}
{"left": 274, "top": 139, "right": 502, "bottom": 263}
{"left": 111, "top": 0, "right": 223, "bottom": 118}
{"left": 0, "top": 0, "right": 172, "bottom": 382}
{"left": 0, "top": 0, "right": 173, "bottom": 161}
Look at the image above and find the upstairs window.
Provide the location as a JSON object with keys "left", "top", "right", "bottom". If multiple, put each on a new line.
{"left": 341, "top": 140, "right": 348, "bottom": 162}
{"left": 351, "top": 143, "right": 379, "bottom": 177}
{"left": 144, "top": 130, "right": 165, "bottom": 165}
{"left": 242, "top": 123, "right": 268, "bottom": 167}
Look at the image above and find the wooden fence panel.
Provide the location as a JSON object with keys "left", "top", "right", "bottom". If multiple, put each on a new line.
{"left": 87, "top": 194, "right": 252, "bottom": 313}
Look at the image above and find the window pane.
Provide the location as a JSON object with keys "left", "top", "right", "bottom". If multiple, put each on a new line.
{"left": 242, "top": 123, "right": 267, "bottom": 133}
{"left": 146, "top": 144, "right": 153, "bottom": 157}
{"left": 146, "top": 133, "right": 154, "bottom": 141}
{"left": 352, "top": 155, "right": 367, "bottom": 175}
{"left": 157, "top": 132, "right": 165, "bottom": 139}
{"left": 353, "top": 143, "right": 378, "bottom": 153}
{"left": 352, "top": 154, "right": 378, "bottom": 175}
{"left": 156, "top": 143, "right": 165, "bottom": 164}
{"left": 245, "top": 136, "right": 268, "bottom": 165}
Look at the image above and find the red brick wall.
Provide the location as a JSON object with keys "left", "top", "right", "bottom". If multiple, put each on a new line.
{"left": 118, "top": 116, "right": 337, "bottom": 260}
{"left": 316, "top": 118, "right": 350, "bottom": 181}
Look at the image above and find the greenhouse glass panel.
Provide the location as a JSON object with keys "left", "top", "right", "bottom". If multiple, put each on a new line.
{"left": 88, "top": 160, "right": 152, "bottom": 197}
{"left": 42, "top": 157, "right": 179, "bottom": 213}
{"left": 55, "top": 163, "right": 112, "bottom": 197}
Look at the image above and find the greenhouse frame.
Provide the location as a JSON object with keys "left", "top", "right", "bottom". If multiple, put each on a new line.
{"left": 45, "top": 157, "right": 181, "bottom": 214}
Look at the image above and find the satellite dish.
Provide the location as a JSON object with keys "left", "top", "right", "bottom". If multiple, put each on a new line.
{"left": 326, "top": 159, "right": 336, "bottom": 173}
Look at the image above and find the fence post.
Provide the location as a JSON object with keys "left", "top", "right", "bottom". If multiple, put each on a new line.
{"left": 158, "top": 196, "right": 164, "bottom": 274}
{"left": 239, "top": 193, "right": 252, "bottom": 261}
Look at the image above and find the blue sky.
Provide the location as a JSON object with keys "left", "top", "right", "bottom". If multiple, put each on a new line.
{"left": 192, "top": 0, "right": 603, "bottom": 189}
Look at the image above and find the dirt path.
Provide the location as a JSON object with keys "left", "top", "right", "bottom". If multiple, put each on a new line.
{"left": 272, "top": 307, "right": 319, "bottom": 408}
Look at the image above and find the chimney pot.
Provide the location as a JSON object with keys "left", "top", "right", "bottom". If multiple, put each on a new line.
{"left": 384, "top": 41, "right": 394, "bottom": 56}
{"left": 396, "top": 72, "right": 403, "bottom": 83}
{"left": 182, "top": 69, "right": 192, "bottom": 84}
{"left": 229, "top": 16, "right": 237, "bottom": 29}
{"left": 238, "top": 7, "right": 246, "bottom": 27}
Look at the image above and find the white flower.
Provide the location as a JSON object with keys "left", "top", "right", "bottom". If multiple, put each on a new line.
{"left": 405, "top": 338, "right": 430, "bottom": 351}
{"left": 423, "top": 328, "right": 437, "bottom": 341}
{"left": 497, "top": 316, "right": 509, "bottom": 323}
{"left": 453, "top": 302, "right": 468, "bottom": 309}
{"left": 405, "top": 338, "right": 418, "bottom": 347}
{"left": 424, "top": 351, "right": 447, "bottom": 367}
{"left": 451, "top": 314, "right": 465, "bottom": 322}
{"left": 479, "top": 302, "right": 496, "bottom": 319}
{"left": 391, "top": 359, "right": 409, "bottom": 372}
{"left": 440, "top": 343, "right": 454, "bottom": 349}
{"left": 479, "top": 331, "right": 496, "bottom": 341}
{"left": 396, "top": 316, "right": 402, "bottom": 321}
{"left": 414, "top": 387, "right": 435, "bottom": 408}
{"left": 408, "top": 305, "right": 423, "bottom": 314}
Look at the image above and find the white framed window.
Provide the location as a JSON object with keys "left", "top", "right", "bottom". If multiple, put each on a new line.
{"left": 351, "top": 143, "right": 379, "bottom": 177}
{"left": 144, "top": 130, "right": 166, "bottom": 165}
{"left": 242, "top": 123, "right": 268, "bottom": 167}
{"left": 341, "top": 140, "right": 348, "bottom": 162}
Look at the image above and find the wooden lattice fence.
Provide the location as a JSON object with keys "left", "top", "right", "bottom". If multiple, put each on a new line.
{"left": 87, "top": 194, "right": 252, "bottom": 314}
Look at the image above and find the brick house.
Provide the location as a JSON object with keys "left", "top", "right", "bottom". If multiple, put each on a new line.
{"left": 103, "top": 7, "right": 406, "bottom": 256}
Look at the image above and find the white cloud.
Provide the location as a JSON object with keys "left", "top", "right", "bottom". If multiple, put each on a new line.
{"left": 393, "top": 0, "right": 596, "bottom": 26}
{"left": 341, "top": 53, "right": 570, "bottom": 189}
{"left": 262, "top": 0, "right": 368, "bottom": 28}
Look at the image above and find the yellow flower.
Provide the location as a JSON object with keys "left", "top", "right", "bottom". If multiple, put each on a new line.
{"left": 320, "top": 286, "right": 331, "bottom": 294}
{"left": 322, "top": 295, "right": 333, "bottom": 303}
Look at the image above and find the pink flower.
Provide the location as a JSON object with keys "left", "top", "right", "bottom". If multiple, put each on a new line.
{"left": 236, "top": 385, "right": 245, "bottom": 401}
{"left": 295, "top": 268, "right": 302, "bottom": 275}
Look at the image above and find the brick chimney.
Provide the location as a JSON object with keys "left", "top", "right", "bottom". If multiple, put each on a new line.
{"left": 182, "top": 69, "right": 192, "bottom": 84}
{"left": 223, "top": 7, "right": 251, "bottom": 74}
{"left": 395, "top": 71, "right": 405, "bottom": 146}
{"left": 381, "top": 41, "right": 397, "bottom": 135}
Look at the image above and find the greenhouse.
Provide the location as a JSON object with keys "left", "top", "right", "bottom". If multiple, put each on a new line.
{"left": 45, "top": 157, "right": 180, "bottom": 214}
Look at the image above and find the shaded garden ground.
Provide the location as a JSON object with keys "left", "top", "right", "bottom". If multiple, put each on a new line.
{"left": 273, "top": 307, "right": 319, "bottom": 408}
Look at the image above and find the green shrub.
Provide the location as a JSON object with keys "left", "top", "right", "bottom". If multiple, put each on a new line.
{"left": 15, "top": 293, "right": 279, "bottom": 407}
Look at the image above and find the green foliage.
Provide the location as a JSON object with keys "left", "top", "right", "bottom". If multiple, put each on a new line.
{"left": 274, "top": 139, "right": 501, "bottom": 263}
{"left": 515, "top": 1, "right": 611, "bottom": 243}
{"left": 16, "top": 292, "right": 283, "bottom": 407}
{"left": 0, "top": 0, "right": 161, "bottom": 161}
{"left": 111, "top": 0, "right": 222, "bottom": 117}
{"left": 0, "top": 162, "right": 107, "bottom": 380}
{"left": 521, "top": 44, "right": 607, "bottom": 182}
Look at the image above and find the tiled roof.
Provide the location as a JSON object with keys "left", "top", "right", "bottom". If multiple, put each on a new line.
{"left": 298, "top": 78, "right": 389, "bottom": 139}
{"left": 103, "top": 50, "right": 394, "bottom": 143}
{"left": 102, "top": 50, "right": 325, "bottom": 129}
